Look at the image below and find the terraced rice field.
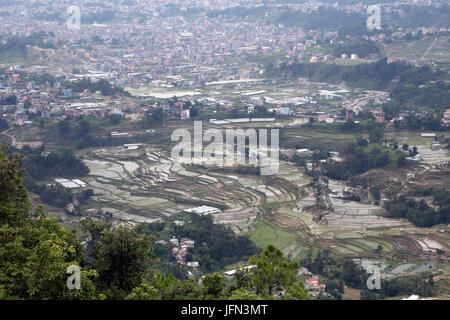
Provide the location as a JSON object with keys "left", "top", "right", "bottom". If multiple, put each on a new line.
{"left": 80, "top": 145, "right": 275, "bottom": 228}
{"left": 75, "top": 143, "right": 448, "bottom": 262}
{"left": 325, "top": 197, "right": 411, "bottom": 230}
{"left": 281, "top": 128, "right": 356, "bottom": 152}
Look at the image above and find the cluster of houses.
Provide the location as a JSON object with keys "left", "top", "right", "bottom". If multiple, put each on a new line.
{"left": 0, "top": 67, "right": 142, "bottom": 126}
{"left": 156, "top": 237, "right": 199, "bottom": 269}
{"left": 298, "top": 267, "right": 328, "bottom": 298}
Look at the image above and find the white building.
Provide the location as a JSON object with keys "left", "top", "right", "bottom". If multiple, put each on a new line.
{"left": 181, "top": 109, "right": 190, "bottom": 119}
{"left": 224, "top": 265, "right": 256, "bottom": 278}
{"left": 296, "top": 149, "right": 311, "bottom": 156}
{"left": 54, "top": 178, "right": 86, "bottom": 189}
{"left": 278, "top": 106, "right": 294, "bottom": 116}
{"left": 421, "top": 133, "right": 436, "bottom": 138}
{"left": 187, "top": 261, "right": 200, "bottom": 268}
{"left": 184, "top": 205, "right": 221, "bottom": 215}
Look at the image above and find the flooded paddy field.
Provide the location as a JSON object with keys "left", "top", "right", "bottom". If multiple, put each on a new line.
{"left": 73, "top": 141, "right": 448, "bottom": 263}
{"left": 79, "top": 145, "right": 271, "bottom": 228}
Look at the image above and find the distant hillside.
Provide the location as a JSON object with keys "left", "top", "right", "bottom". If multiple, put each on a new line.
{"left": 0, "top": 32, "right": 56, "bottom": 65}
{"left": 265, "top": 58, "right": 445, "bottom": 91}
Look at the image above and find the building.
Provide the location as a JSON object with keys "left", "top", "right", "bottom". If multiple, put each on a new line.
{"left": 277, "top": 106, "right": 294, "bottom": 116}
{"left": 421, "top": 133, "right": 436, "bottom": 138}
{"left": 184, "top": 205, "right": 221, "bottom": 215}
{"left": 169, "top": 238, "right": 179, "bottom": 247}
{"left": 54, "top": 178, "right": 86, "bottom": 189}
{"left": 187, "top": 261, "right": 200, "bottom": 268}
{"left": 63, "top": 89, "right": 73, "bottom": 98}
{"left": 442, "top": 109, "right": 450, "bottom": 125}
{"left": 296, "top": 149, "right": 311, "bottom": 156}
{"left": 406, "top": 154, "right": 423, "bottom": 162}
{"left": 223, "top": 265, "right": 256, "bottom": 278}
{"left": 431, "top": 143, "right": 441, "bottom": 150}
{"left": 124, "top": 143, "right": 144, "bottom": 151}
{"left": 111, "top": 132, "right": 129, "bottom": 137}
{"left": 309, "top": 276, "right": 320, "bottom": 287}
{"left": 376, "top": 115, "right": 385, "bottom": 124}
{"left": 181, "top": 109, "right": 190, "bottom": 119}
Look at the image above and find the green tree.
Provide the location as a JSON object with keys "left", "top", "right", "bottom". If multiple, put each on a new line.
{"left": 202, "top": 272, "right": 225, "bottom": 298}
{"left": 57, "top": 120, "right": 70, "bottom": 137}
{"left": 82, "top": 219, "right": 155, "bottom": 295}
{"left": 229, "top": 288, "right": 259, "bottom": 300}
{"left": 0, "top": 148, "right": 30, "bottom": 226}
{"left": 0, "top": 118, "right": 8, "bottom": 131}
{"left": 0, "top": 146, "right": 97, "bottom": 299}
{"left": 125, "top": 282, "right": 159, "bottom": 300}
{"left": 231, "top": 108, "right": 239, "bottom": 119}
{"left": 374, "top": 245, "right": 383, "bottom": 256}
{"left": 285, "top": 283, "right": 309, "bottom": 300}
{"left": 151, "top": 108, "right": 164, "bottom": 124}
{"left": 108, "top": 114, "right": 122, "bottom": 125}
{"left": 234, "top": 267, "right": 253, "bottom": 291}
{"left": 357, "top": 136, "right": 368, "bottom": 146}
{"left": 248, "top": 245, "right": 303, "bottom": 298}
{"left": 368, "top": 126, "right": 383, "bottom": 143}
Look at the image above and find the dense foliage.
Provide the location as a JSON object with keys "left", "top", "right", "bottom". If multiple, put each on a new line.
{"left": 7, "top": 145, "right": 90, "bottom": 208}
{"left": 301, "top": 249, "right": 367, "bottom": 299}
{"left": 0, "top": 118, "right": 9, "bottom": 131}
{"left": 361, "top": 273, "right": 435, "bottom": 300}
{"left": 145, "top": 213, "right": 259, "bottom": 273}
{"left": 323, "top": 142, "right": 404, "bottom": 180}
{"left": 63, "top": 78, "right": 129, "bottom": 96}
{"left": 53, "top": 119, "right": 147, "bottom": 150}
{"left": 389, "top": 81, "right": 450, "bottom": 114}
{"left": 0, "top": 146, "right": 98, "bottom": 299}
{"left": 0, "top": 32, "right": 56, "bottom": 56}
{"left": 17, "top": 145, "right": 89, "bottom": 180}
{"left": 385, "top": 191, "right": 450, "bottom": 227}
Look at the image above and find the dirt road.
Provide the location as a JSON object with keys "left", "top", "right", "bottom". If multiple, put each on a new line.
{"left": 0, "top": 128, "right": 16, "bottom": 146}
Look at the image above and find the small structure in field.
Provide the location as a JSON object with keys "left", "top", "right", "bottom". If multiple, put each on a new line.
{"left": 421, "top": 133, "right": 436, "bottom": 138}
{"left": 184, "top": 205, "right": 221, "bottom": 215}
{"left": 54, "top": 178, "right": 86, "bottom": 189}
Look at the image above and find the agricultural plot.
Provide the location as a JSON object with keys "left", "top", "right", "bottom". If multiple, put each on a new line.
{"left": 416, "top": 237, "right": 445, "bottom": 253}
{"left": 325, "top": 197, "right": 411, "bottom": 230}
{"left": 416, "top": 145, "right": 450, "bottom": 164}
{"left": 75, "top": 137, "right": 448, "bottom": 264}
{"left": 281, "top": 128, "right": 356, "bottom": 152}
{"left": 386, "top": 35, "right": 450, "bottom": 64}
{"left": 80, "top": 145, "right": 269, "bottom": 228}
{"left": 408, "top": 170, "right": 450, "bottom": 191}
{"left": 248, "top": 220, "right": 297, "bottom": 251}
